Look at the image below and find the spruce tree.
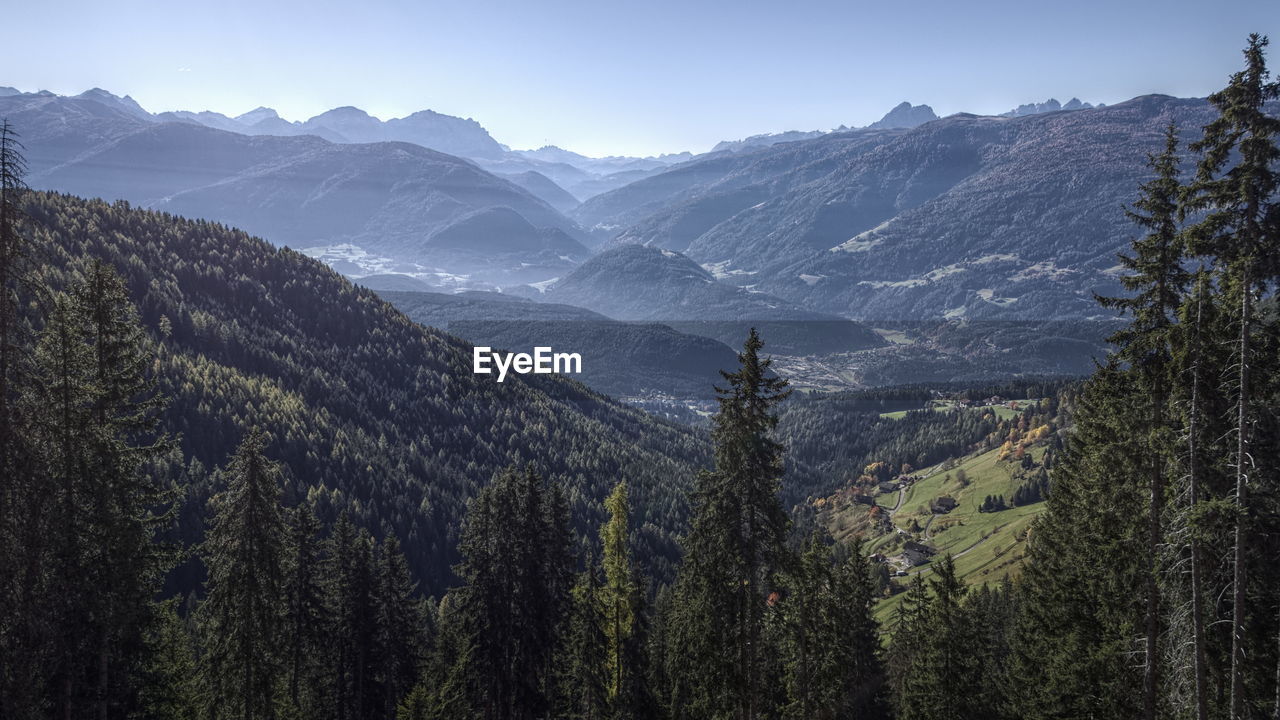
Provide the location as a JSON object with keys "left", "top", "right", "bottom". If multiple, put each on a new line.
{"left": 1097, "top": 122, "right": 1189, "bottom": 720}
{"left": 200, "top": 429, "right": 288, "bottom": 720}
{"left": 1182, "top": 35, "right": 1280, "bottom": 719}
{"left": 20, "top": 263, "right": 169, "bottom": 718}
{"left": 455, "top": 465, "right": 573, "bottom": 720}
{"left": 1168, "top": 268, "right": 1233, "bottom": 720}
{"left": 328, "top": 514, "right": 379, "bottom": 720}
{"left": 136, "top": 598, "right": 199, "bottom": 720}
{"left": 1010, "top": 366, "right": 1148, "bottom": 720}
{"left": 281, "top": 504, "right": 328, "bottom": 718}
{"left": 78, "top": 260, "right": 171, "bottom": 718}
{"left": 776, "top": 533, "right": 880, "bottom": 719}
{"left": 665, "top": 329, "right": 790, "bottom": 720}
{"left": 887, "top": 574, "right": 931, "bottom": 717}
{"left": 0, "top": 119, "right": 31, "bottom": 522}
{"left": 562, "top": 559, "right": 608, "bottom": 720}
{"left": 28, "top": 293, "right": 94, "bottom": 715}
{"left": 425, "top": 593, "right": 478, "bottom": 720}
{"left": 0, "top": 117, "right": 37, "bottom": 719}
{"left": 895, "top": 557, "right": 981, "bottom": 720}
{"left": 376, "top": 535, "right": 425, "bottom": 718}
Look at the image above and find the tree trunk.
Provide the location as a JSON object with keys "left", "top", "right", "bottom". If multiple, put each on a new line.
{"left": 1187, "top": 287, "right": 1210, "bottom": 720}
{"left": 1229, "top": 279, "right": 1252, "bottom": 720}
{"left": 1145, "top": 399, "right": 1165, "bottom": 720}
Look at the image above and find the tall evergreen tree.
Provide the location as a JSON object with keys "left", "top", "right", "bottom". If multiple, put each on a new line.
{"left": 328, "top": 514, "right": 379, "bottom": 720}
{"left": 0, "top": 117, "right": 37, "bottom": 720}
{"left": 894, "top": 557, "right": 982, "bottom": 720}
{"left": 777, "top": 534, "right": 882, "bottom": 719}
{"left": 423, "top": 593, "right": 477, "bottom": 720}
{"left": 562, "top": 559, "right": 609, "bottom": 720}
{"left": 78, "top": 261, "right": 172, "bottom": 719}
{"left": 1097, "top": 122, "right": 1189, "bottom": 720}
{"left": 31, "top": 292, "right": 96, "bottom": 716}
{"left": 1167, "top": 268, "right": 1233, "bottom": 720}
{"left": 281, "top": 504, "right": 328, "bottom": 718}
{"left": 599, "top": 481, "right": 638, "bottom": 707}
{"left": 136, "top": 599, "right": 199, "bottom": 720}
{"left": 665, "top": 329, "right": 790, "bottom": 720}
{"left": 200, "top": 429, "right": 288, "bottom": 720}
{"left": 886, "top": 574, "right": 932, "bottom": 717}
{"left": 455, "top": 465, "right": 574, "bottom": 720}
{"left": 1181, "top": 34, "right": 1280, "bottom": 719}
{"left": 19, "top": 262, "right": 169, "bottom": 718}
{"left": 1010, "top": 366, "right": 1147, "bottom": 720}
{"left": 376, "top": 535, "right": 425, "bottom": 718}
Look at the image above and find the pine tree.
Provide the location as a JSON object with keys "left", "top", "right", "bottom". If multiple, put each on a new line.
{"left": 777, "top": 534, "right": 880, "bottom": 719}
{"left": 599, "top": 481, "right": 638, "bottom": 706}
{"left": 1097, "top": 122, "right": 1189, "bottom": 720}
{"left": 455, "top": 465, "right": 574, "bottom": 720}
{"left": 136, "top": 598, "right": 199, "bottom": 720}
{"left": 200, "top": 429, "right": 288, "bottom": 720}
{"left": 19, "top": 263, "right": 169, "bottom": 718}
{"left": 328, "top": 514, "right": 379, "bottom": 720}
{"left": 281, "top": 504, "right": 328, "bottom": 718}
{"left": 665, "top": 329, "right": 790, "bottom": 720}
{"left": 1010, "top": 366, "right": 1148, "bottom": 720}
{"left": 1182, "top": 34, "right": 1280, "bottom": 719}
{"left": 895, "top": 557, "right": 981, "bottom": 720}
{"left": 562, "top": 559, "right": 608, "bottom": 720}
{"left": 376, "top": 535, "right": 425, "bottom": 718}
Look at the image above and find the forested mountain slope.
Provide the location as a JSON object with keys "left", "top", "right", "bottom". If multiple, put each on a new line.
{"left": 26, "top": 192, "right": 708, "bottom": 595}
{"left": 377, "top": 289, "right": 742, "bottom": 400}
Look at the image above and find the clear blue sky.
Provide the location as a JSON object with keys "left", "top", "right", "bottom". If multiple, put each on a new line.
{"left": 5, "top": 0, "right": 1277, "bottom": 157}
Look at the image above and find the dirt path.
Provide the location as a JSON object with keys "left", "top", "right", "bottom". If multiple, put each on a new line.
{"left": 890, "top": 486, "right": 905, "bottom": 514}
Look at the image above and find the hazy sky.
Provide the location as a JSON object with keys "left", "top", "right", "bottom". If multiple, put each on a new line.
{"left": 5, "top": 0, "right": 1278, "bottom": 156}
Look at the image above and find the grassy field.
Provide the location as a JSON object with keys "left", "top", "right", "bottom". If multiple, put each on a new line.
{"left": 829, "top": 442, "right": 1050, "bottom": 627}
{"left": 872, "top": 328, "right": 913, "bottom": 346}
{"left": 879, "top": 400, "right": 1032, "bottom": 421}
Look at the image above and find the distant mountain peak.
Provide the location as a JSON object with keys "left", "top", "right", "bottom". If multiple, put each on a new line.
{"left": 234, "top": 106, "right": 280, "bottom": 124}
{"left": 867, "top": 101, "right": 938, "bottom": 129}
{"left": 76, "top": 87, "right": 151, "bottom": 118}
{"left": 1001, "top": 97, "right": 1095, "bottom": 117}
{"left": 312, "top": 105, "right": 376, "bottom": 120}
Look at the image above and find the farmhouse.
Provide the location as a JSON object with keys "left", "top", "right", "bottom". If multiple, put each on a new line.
{"left": 903, "top": 540, "right": 936, "bottom": 557}
{"left": 930, "top": 496, "right": 958, "bottom": 514}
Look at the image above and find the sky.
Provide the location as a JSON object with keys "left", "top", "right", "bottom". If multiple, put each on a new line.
{"left": 5, "top": 0, "right": 1278, "bottom": 157}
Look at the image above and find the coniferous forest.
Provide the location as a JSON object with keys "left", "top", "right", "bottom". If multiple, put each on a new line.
{"left": 1, "top": 32, "right": 1280, "bottom": 720}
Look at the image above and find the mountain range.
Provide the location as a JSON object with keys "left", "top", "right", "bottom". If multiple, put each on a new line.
{"left": 0, "top": 90, "right": 592, "bottom": 284}
{"left": 6, "top": 83, "right": 1235, "bottom": 340}
{"left": 573, "top": 94, "right": 1224, "bottom": 323}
